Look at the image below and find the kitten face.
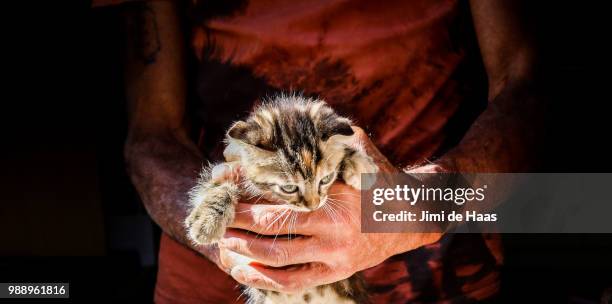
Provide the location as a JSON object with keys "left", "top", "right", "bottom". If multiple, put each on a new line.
{"left": 224, "top": 96, "right": 355, "bottom": 211}
{"left": 248, "top": 141, "right": 347, "bottom": 211}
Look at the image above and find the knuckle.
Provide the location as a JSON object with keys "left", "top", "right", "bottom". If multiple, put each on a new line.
{"left": 219, "top": 250, "right": 233, "bottom": 270}
{"left": 334, "top": 267, "right": 351, "bottom": 280}
{"left": 333, "top": 240, "right": 348, "bottom": 251}
{"left": 239, "top": 274, "right": 255, "bottom": 286}
{"left": 223, "top": 238, "right": 243, "bottom": 252}
{"left": 271, "top": 246, "right": 290, "bottom": 266}
{"left": 245, "top": 275, "right": 276, "bottom": 291}
{"left": 352, "top": 126, "right": 367, "bottom": 138}
{"left": 300, "top": 213, "right": 313, "bottom": 230}
{"left": 280, "top": 281, "right": 302, "bottom": 294}
{"left": 329, "top": 240, "right": 353, "bottom": 260}
{"left": 259, "top": 210, "right": 285, "bottom": 232}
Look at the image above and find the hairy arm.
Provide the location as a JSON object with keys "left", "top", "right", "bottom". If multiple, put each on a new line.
{"left": 123, "top": 1, "right": 219, "bottom": 262}
{"left": 209, "top": 2, "right": 546, "bottom": 291}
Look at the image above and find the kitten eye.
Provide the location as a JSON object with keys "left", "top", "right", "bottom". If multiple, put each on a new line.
{"left": 320, "top": 173, "right": 334, "bottom": 186}
{"left": 279, "top": 184, "right": 298, "bottom": 194}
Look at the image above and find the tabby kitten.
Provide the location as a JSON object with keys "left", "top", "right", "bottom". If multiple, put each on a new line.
{"left": 185, "top": 95, "right": 378, "bottom": 304}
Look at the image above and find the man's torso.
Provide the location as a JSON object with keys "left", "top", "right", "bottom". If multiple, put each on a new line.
{"left": 160, "top": 0, "right": 501, "bottom": 303}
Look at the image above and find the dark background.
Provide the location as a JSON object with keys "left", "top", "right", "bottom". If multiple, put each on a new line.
{"left": 2, "top": 0, "right": 612, "bottom": 302}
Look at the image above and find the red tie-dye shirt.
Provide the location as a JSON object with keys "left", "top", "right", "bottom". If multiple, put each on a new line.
{"left": 95, "top": 0, "right": 504, "bottom": 302}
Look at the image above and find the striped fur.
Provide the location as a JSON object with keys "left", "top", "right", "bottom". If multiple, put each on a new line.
{"left": 185, "top": 95, "right": 378, "bottom": 303}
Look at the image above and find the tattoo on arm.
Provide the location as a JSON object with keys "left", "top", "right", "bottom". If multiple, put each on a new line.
{"left": 128, "top": 2, "right": 161, "bottom": 65}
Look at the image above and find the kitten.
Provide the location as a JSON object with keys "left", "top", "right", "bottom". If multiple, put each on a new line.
{"left": 185, "top": 95, "right": 378, "bottom": 304}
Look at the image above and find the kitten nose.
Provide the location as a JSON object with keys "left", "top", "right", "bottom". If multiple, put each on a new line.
{"left": 305, "top": 198, "right": 320, "bottom": 210}
{"left": 304, "top": 191, "right": 321, "bottom": 210}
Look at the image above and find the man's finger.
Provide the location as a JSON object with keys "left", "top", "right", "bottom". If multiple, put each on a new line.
{"left": 228, "top": 203, "right": 320, "bottom": 235}
{"left": 219, "top": 248, "right": 254, "bottom": 273}
{"left": 229, "top": 264, "right": 284, "bottom": 292}
{"left": 210, "top": 162, "right": 242, "bottom": 183}
{"left": 220, "top": 229, "right": 318, "bottom": 267}
{"left": 230, "top": 262, "right": 334, "bottom": 294}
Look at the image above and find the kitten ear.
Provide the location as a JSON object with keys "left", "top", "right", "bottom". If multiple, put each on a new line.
{"left": 320, "top": 118, "right": 354, "bottom": 141}
{"left": 227, "top": 121, "right": 266, "bottom": 147}
{"left": 225, "top": 121, "right": 275, "bottom": 162}
{"left": 342, "top": 150, "right": 379, "bottom": 190}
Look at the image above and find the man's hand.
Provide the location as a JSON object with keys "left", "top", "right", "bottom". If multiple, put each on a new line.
{"left": 216, "top": 128, "right": 442, "bottom": 293}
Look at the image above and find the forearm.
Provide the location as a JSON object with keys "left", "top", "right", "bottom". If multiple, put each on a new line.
{"left": 125, "top": 132, "right": 201, "bottom": 245}
{"left": 420, "top": 78, "right": 545, "bottom": 217}
{"left": 439, "top": 78, "right": 544, "bottom": 173}
{"left": 124, "top": 0, "right": 187, "bottom": 133}
{"left": 442, "top": 0, "right": 544, "bottom": 173}
{"left": 123, "top": 0, "right": 216, "bottom": 259}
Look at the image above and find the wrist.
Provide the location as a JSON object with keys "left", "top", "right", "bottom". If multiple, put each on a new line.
{"left": 433, "top": 148, "right": 462, "bottom": 173}
{"left": 391, "top": 232, "right": 444, "bottom": 257}
{"left": 124, "top": 132, "right": 208, "bottom": 253}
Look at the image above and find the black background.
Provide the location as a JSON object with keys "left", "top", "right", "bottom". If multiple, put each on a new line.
{"left": 1, "top": 0, "right": 612, "bottom": 303}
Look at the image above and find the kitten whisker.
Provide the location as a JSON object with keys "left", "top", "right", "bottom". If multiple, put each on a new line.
{"left": 246, "top": 207, "right": 290, "bottom": 248}
{"left": 185, "top": 96, "right": 376, "bottom": 302}
{"left": 326, "top": 202, "right": 355, "bottom": 218}
{"left": 325, "top": 199, "right": 358, "bottom": 225}
{"left": 321, "top": 204, "right": 340, "bottom": 243}
{"left": 264, "top": 208, "right": 290, "bottom": 231}
{"left": 288, "top": 212, "right": 298, "bottom": 244}
{"left": 234, "top": 210, "right": 253, "bottom": 214}
{"left": 267, "top": 209, "right": 292, "bottom": 256}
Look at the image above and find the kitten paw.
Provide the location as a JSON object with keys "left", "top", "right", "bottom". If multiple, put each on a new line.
{"left": 185, "top": 202, "right": 233, "bottom": 245}
{"left": 186, "top": 178, "right": 239, "bottom": 245}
